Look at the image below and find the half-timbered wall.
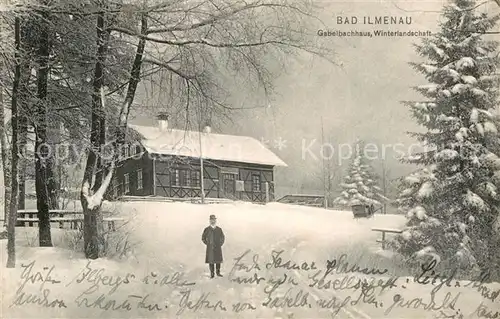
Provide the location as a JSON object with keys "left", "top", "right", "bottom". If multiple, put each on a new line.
{"left": 110, "top": 152, "right": 276, "bottom": 203}
{"left": 211, "top": 160, "right": 275, "bottom": 202}
{"left": 156, "top": 157, "right": 276, "bottom": 202}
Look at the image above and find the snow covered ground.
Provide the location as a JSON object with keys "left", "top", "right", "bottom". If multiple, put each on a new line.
{"left": 1, "top": 201, "right": 499, "bottom": 318}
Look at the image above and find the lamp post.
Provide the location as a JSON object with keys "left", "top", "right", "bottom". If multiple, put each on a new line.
{"left": 198, "top": 129, "right": 205, "bottom": 204}
{"left": 199, "top": 125, "right": 212, "bottom": 204}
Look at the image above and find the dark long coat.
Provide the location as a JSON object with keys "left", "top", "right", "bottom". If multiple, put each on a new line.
{"left": 202, "top": 226, "right": 225, "bottom": 263}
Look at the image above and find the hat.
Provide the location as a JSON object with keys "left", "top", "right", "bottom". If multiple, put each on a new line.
{"left": 209, "top": 214, "right": 216, "bottom": 220}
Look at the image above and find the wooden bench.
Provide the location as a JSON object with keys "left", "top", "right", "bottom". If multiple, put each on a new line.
{"left": 16, "top": 212, "right": 124, "bottom": 232}
{"left": 371, "top": 227, "right": 403, "bottom": 249}
{"left": 17, "top": 209, "right": 83, "bottom": 227}
{"left": 17, "top": 216, "right": 83, "bottom": 229}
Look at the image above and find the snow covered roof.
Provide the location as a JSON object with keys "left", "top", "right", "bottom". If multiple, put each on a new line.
{"left": 129, "top": 124, "right": 287, "bottom": 167}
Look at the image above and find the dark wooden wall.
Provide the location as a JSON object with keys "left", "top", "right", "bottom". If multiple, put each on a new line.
{"left": 109, "top": 153, "right": 276, "bottom": 203}
{"left": 154, "top": 156, "right": 275, "bottom": 202}
{"left": 106, "top": 152, "right": 154, "bottom": 199}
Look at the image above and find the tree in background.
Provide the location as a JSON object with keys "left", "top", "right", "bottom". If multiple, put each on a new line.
{"left": 333, "top": 140, "right": 387, "bottom": 207}
{"left": 2, "top": 0, "right": 334, "bottom": 260}
{"left": 392, "top": 0, "right": 500, "bottom": 279}
{"left": 0, "top": 74, "right": 10, "bottom": 229}
{"left": 76, "top": 0, "right": 333, "bottom": 259}
{"left": 6, "top": 16, "right": 21, "bottom": 268}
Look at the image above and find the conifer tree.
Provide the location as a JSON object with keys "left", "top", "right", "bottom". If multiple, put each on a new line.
{"left": 333, "top": 141, "right": 387, "bottom": 207}
{"left": 392, "top": 0, "right": 500, "bottom": 279}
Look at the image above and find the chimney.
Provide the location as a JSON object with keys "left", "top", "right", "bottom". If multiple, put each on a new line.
{"left": 157, "top": 112, "right": 169, "bottom": 131}
{"left": 202, "top": 119, "right": 211, "bottom": 133}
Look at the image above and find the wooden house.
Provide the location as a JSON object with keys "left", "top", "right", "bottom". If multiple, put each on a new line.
{"left": 108, "top": 118, "right": 287, "bottom": 203}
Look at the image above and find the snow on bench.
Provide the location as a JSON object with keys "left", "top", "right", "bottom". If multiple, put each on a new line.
{"left": 17, "top": 209, "right": 83, "bottom": 214}
{"left": 16, "top": 215, "right": 124, "bottom": 231}
{"left": 16, "top": 209, "right": 83, "bottom": 227}
{"left": 371, "top": 227, "right": 403, "bottom": 249}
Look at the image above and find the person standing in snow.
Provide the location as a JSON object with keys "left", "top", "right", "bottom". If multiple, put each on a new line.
{"left": 202, "top": 214, "right": 225, "bottom": 278}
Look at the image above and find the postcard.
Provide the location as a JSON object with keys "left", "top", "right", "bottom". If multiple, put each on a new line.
{"left": 1, "top": 0, "right": 499, "bottom": 318}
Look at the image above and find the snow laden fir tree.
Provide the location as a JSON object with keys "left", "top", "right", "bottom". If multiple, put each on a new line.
{"left": 393, "top": 0, "right": 500, "bottom": 280}
{"left": 333, "top": 142, "right": 387, "bottom": 207}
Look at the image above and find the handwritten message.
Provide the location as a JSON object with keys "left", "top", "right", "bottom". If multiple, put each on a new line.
{"left": 7, "top": 252, "right": 500, "bottom": 319}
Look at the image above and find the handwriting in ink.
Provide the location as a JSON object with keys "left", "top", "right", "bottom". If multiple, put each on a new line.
{"left": 262, "top": 288, "right": 311, "bottom": 309}
{"left": 74, "top": 291, "right": 165, "bottom": 312}
{"left": 128, "top": 295, "right": 166, "bottom": 312}
{"left": 349, "top": 283, "right": 383, "bottom": 308}
{"left": 475, "top": 302, "right": 500, "bottom": 319}
{"left": 308, "top": 270, "right": 397, "bottom": 292}
{"left": 435, "top": 309, "right": 465, "bottom": 319}
{"left": 228, "top": 249, "right": 262, "bottom": 281}
{"left": 67, "top": 261, "right": 135, "bottom": 294}
{"left": 177, "top": 290, "right": 227, "bottom": 315}
{"left": 309, "top": 271, "right": 361, "bottom": 290}
{"left": 74, "top": 291, "right": 133, "bottom": 311}
{"left": 231, "top": 273, "right": 266, "bottom": 285}
{"left": 326, "top": 254, "right": 388, "bottom": 276}
{"left": 142, "top": 271, "right": 195, "bottom": 287}
{"left": 18, "top": 261, "right": 61, "bottom": 294}
{"left": 413, "top": 259, "right": 458, "bottom": 294}
{"left": 266, "top": 250, "right": 317, "bottom": 271}
{"left": 316, "top": 281, "right": 383, "bottom": 311}
{"left": 10, "top": 288, "right": 67, "bottom": 309}
{"left": 229, "top": 249, "right": 261, "bottom": 284}
{"left": 228, "top": 249, "right": 264, "bottom": 285}
{"left": 317, "top": 295, "right": 351, "bottom": 318}
{"left": 360, "top": 276, "right": 398, "bottom": 292}
{"left": 384, "top": 292, "right": 461, "bottom": 316}
{"left": 232, "top": 302, "right": 257, "bottom": 313}
{"left": 464, "top": 271, "right": 500, "bottom": 303}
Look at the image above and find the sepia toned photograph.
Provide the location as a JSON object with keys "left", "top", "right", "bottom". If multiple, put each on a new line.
{"left": 1, "top": 0, "right": 500, "bottom": 318}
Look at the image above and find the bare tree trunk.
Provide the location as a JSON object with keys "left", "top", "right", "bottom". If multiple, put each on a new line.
{"left": 115, "top": 14, "right": 147, "bottom": 147}
{"left": 81, "top": 12, "right": 147, "bottom": 259}
{"left": 81, "top": 11, "right": 109, "bottom": 259}
{"left": 0, "top": 0, "right": 10, "bottom": 229}
{"left": 35, "top": 6, "right": 53, "bottom": 247}
{"left": 7, "top": 16, "right": 21, "bottom": 268}
{"left": 18, "top": 115, "right": 28, "bottom": 212}
{"left": 18, "top": 173, "right": 25, "bottom": 209}
{"left": 18, "top": 64, "right": 32, "bottom": 211}
{"left": 0, "top": 80, "right": 11, "bottom": 228}
{"left": 47, "top": 119, "right": 61, "bottom": 210}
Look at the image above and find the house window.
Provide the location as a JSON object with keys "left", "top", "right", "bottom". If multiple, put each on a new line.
{"left": 223, "top": 173, "right": 236, "bottom": 195}
{"left": 181, "top": 170, "right": 191, "bottom": 187}
{"left": 130, "top": 144, "right": 141, "bottom": 156}
{"left": 252, "top": 174, "right": 261, "bottom": 192}
{"left": 137, "top": 169, "right": 143, "bottom": 190}
{"left": 172, "top": 169, "right": 180, "bottom": 186}
{"left": 191, "top": 170, "right": 201, "bottom": 187}
{"left": 124, "top": 173, "right": 130, "bottom": 194}
{"left": 122, "top": 145, "right": 129, "bottom": 158}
